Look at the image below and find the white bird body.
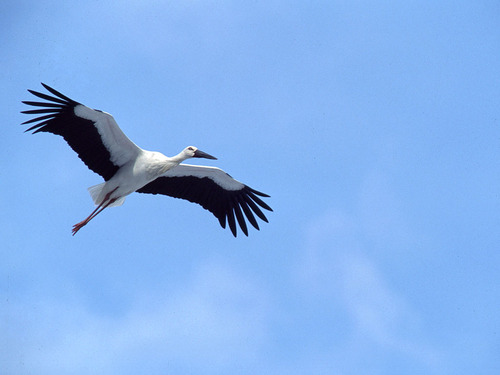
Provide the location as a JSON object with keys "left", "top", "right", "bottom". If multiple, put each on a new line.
{"left": 89, "top": 148, "right": 204, "bottom": 207}
{"left": 22, "top": 83, "right": 272, "bottom": 236}
{"left": 87, "top": 151, "right": 162, "bottom": 208}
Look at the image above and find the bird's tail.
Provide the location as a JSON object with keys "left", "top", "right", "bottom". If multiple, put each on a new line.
{"left": 88, "top": 183, "right": 126, "bottom": 207}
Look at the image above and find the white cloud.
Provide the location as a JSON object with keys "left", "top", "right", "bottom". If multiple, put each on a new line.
{"left": 4, "top": 261, "right": 271, "bottom": 375}
{"left": 296, "top": 183, "right": 442, "bottom": 372}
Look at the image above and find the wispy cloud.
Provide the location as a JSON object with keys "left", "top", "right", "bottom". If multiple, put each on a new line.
{"left": 296, "top": 175, "right": 443, "bottom": 373}
{"left": 4, "top": 261, "right": 271, "bottom": 375}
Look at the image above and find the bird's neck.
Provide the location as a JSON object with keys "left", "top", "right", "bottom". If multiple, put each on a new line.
{"left": 170, "top": 151, "right": 190, "bottom": 164}
{"left": 155, "top": 151, "right": 189, "bottom": 175}
{"left": 170, "top": 155, "right": 184, "bottom": 164}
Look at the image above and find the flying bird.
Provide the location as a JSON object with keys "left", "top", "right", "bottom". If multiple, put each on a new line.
{"left": 21, "top": 83, "right": 272, "bottom": 236}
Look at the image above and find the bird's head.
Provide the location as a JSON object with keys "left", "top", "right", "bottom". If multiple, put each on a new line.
{"left": 183, "top": 146, "right": 217, "bottom": 160}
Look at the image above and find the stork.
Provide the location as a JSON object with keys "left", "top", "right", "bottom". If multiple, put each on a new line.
{"left": 21, "top": 83, "right": 272, "bottom": 237}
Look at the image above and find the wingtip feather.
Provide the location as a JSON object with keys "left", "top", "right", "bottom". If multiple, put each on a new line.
{"left": 248, "top": 187, "right": 271, "bottom": 198}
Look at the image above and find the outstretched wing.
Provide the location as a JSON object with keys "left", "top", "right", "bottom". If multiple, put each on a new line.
{"left": 137, "top": 164, "right": 273, "bottom": 237}
{"left": 22, "top": 83, "right": 141, "bottom": 181}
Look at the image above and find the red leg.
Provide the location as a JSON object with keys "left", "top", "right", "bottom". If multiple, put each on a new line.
{"left": 72, "top": 187, "right": 119, "bottom": 236}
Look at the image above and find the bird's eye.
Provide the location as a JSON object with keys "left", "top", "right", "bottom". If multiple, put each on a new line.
{"left": 187, "top": 147, "right": 194, "bottom": 151}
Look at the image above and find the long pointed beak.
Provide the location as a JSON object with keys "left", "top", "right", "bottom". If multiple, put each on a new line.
{"left": 194, "top": 149, "right": 217, "bottom": 160}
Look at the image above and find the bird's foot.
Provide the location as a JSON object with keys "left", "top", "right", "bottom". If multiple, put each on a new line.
{"left": 72, "top": 220, "right": 87, "bottom": 236}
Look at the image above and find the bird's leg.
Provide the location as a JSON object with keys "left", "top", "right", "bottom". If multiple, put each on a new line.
{"left": 71, "top": 198, "right": 117, "bottom": 235}
{"left": 72, "top": 187, "right": 118, "bottom": 236}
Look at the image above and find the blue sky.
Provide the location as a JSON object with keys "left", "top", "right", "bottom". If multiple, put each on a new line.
{"left": 1, "top": 1, "right": 500, "bottom": 374}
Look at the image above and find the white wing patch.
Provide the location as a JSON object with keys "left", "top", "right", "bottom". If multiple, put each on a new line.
{"left": 162, "top": 164, "right": 245, "bottom": 191}
{"left": 74, "top": 105, "right": 141, "bottom": 166}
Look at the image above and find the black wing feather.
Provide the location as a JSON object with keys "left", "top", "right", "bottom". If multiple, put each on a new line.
{"left": 27, "top": 88, "right": 69, "bottom": 104}
{"left": 137, "top": 176, "right": 272, "bottom": 237}
{"left": 232, "top": 198, "right": 248, "bottom": 236}
{"left": 21, "top": 83, "right": 119, "bottom": 181}
{"left": 237, "top": 195, "right": 259, "bottom": 230}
